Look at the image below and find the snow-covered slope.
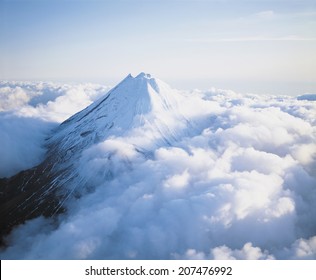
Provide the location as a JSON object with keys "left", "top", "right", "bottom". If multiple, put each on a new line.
{"left": 48, "top": 72, "right": 188, "bottom": 160}
{"left": 44, "top": 73, "right": 193, "bottom": 188}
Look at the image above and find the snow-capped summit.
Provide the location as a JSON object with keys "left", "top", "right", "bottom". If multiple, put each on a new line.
{"left": 136, "top": 72, "right": 150, "bottom": 78}
{"left": 48, "top": 72, "right": 186, "bottom": 158}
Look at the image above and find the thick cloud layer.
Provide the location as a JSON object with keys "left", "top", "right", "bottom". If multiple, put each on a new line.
{"left": 0, "top": 81, "right": 109, "bottom": 178}
{"left": 1, "top": 81, "right": 315, "bottom": 259}
{"left": 0, "top": 113, "right": 53, "bottom": 178}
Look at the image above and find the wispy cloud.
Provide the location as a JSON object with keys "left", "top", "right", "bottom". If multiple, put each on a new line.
{"left": 187, "top": 35, "right": 316, "bottom": 43}
{"left": 255, "top": 10, "right": 276, "bottom": 19}
{"left": 252, "top": 9, "right": 316, "bottom": 19}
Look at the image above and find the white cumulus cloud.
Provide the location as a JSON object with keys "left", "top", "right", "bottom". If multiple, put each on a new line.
{"left": 0, "top": 81, "right": 110, "bottom": 178}
{"left": 0, "top": 80, "right": 316, "bottom": 259}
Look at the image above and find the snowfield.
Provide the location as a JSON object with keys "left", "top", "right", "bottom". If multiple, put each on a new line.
{"left": 0, "top": 74, "right": 315, "bottom": 259}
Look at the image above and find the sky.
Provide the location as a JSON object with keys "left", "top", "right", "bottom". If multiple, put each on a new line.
{"left": 0, "top": 0, "right": 316, "bottom": 95}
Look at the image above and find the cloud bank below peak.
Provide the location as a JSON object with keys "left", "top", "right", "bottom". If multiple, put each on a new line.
{"left": 0, "top": 81, "right": 110, "bottom": 178}
{"left": 0, "top": 78, "right": 316, "bottom": 259}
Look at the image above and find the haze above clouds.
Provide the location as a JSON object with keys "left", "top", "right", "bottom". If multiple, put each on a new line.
{"left": 0, "top": 0, "right": 316, "bottom": 94}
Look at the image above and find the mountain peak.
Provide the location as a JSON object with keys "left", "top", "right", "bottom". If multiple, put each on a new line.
{"left": 135, "top": 72, "right": 152, "bottom": 79}
{"left": 51, "top": 72, "right": 184, "bottom": 152}
{"left": 131, "top": 72, "right": 162, "bottom": 94}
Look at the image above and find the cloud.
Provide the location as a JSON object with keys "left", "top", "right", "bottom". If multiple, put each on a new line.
{"left": 0, "top": 81, "right": 316, "bottom": 259}
{"left": 211, "top": 242, "right": 275, "bottom": 260}
{"left": 255, "top": 10, "right": 275, "bottom": 19}
{"left": 15, "top": 82, "right": 110, "bottom": 122}
{"left": 0, "top": 113, "right": 54, "bottom": 178}
{"left": 290, "top": 236, "right": 316, "bottom": 259}
{"left": 187, "top": 36, "right": 316, "bottom": 43}
{"left": 297, "top": 94, "right": 316, "bottom": 101}
{"left": 0, "top": 81, "right": 110, "bottom": 178}
{"left": 0, "top": 85, "right": 31, "bottom": 111}
{"left": 0, "top": 81, "right": 61, "bottom": 112}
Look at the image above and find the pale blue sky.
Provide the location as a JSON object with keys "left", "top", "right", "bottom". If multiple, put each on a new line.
{"left": 1, "top": 0, "right": 316, "bottom": 94}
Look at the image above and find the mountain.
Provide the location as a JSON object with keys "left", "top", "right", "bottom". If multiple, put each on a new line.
{"left": 0, "top": 73, "right": 192, "bottom": 244}
{"left": 49, "top": 72, "right": 189, "bottom": 158}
